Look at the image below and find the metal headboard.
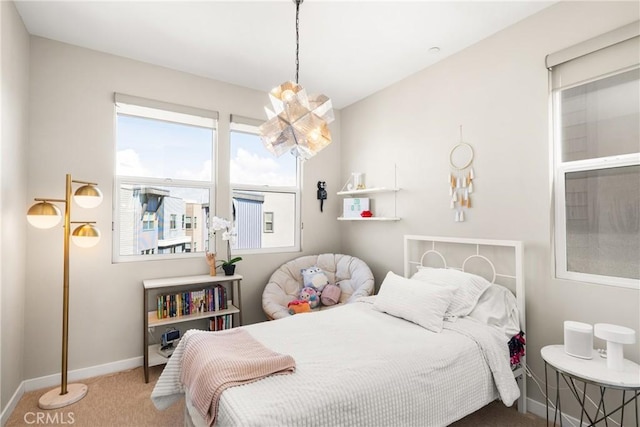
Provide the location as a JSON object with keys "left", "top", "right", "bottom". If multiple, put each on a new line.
{"left": 403, "top": 235, "right": 527, "bottom": 413}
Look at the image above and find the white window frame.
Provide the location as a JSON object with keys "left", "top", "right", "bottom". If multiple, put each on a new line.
{"left": 229, "top": 115, "right": 302, "bottom": 255}
{"left": 554, "top": 152, "right": 640, "bottom": 289}
{"left": 264, "top": 212, "right": 275, "bottom": 233}
{"left": 549, "top": 23, "right": 640, "bottom": 290}
{"left": 112, "top": 94, "right": 217, "bottom": 262}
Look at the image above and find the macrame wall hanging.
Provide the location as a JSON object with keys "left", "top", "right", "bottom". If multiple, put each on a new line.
{"left": 449, "top": 126, "right": 475, "bottom": 222}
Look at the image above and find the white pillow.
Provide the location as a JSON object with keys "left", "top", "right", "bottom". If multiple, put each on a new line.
{"left": 373, "top": 271, "right": 455, "bottom": 333}
{"left": 411, "top": 267, "right": 491, "bottom": 317}
{"left": 468, "top": 284, "right": 521, "bottom": 341}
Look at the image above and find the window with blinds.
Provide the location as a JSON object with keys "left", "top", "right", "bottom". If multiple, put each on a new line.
{"left": 113, "top": 94, "right": 217, "bottom": 262}
{"left": 229, "top": 115, "right": 301, "bottom": 253}
{"left": 548, "top": 22, "right": 639, "bottom": 289}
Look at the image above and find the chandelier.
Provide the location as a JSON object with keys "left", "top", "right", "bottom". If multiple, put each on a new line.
{"left": 259, "top": 0, "right": 334, "bottom": 160}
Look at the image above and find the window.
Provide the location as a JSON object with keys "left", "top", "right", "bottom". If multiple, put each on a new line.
{"left": 142, "top": 212, "right": 155, "bottom": 231}
{"left": 549, "top": 27, "right": 639, "bottom": 289}
{"left": 114, "top": 94, "right": 217, "bottom": 261}
{"left": 229, "top": 115, "right": 300, "bottom": 253}
{"left": 264, "top": 212, "right": 274, "bottom": 233}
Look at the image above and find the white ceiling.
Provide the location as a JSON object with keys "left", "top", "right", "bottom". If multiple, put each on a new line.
{"left": 14, "top": 1, "right": 554, "bottom": 109}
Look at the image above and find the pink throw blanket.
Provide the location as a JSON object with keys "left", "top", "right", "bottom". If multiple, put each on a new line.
{"left": 180, "top": 328, "right": 296, "bottom": 426}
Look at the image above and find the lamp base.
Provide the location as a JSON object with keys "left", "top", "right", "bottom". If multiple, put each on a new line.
{"left": 38, "top": 383, "right": 88, "bottom": 409}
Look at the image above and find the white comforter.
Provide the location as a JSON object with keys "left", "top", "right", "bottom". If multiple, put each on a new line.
{"left": 152, "top": 297, "right": 519, "bottom": 427}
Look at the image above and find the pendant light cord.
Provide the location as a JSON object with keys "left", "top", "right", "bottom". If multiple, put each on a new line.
{"left": 295, "top": 0, "right": 301, "bottom": 84}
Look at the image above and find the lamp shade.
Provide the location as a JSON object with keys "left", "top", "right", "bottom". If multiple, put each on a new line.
{"left": 74, "top": 185, "right": 103, "bottom": 209}
{"left": 27, "top": 202, "right": 62, "bottom": 229}
{"left": 260, "top": 81, "right": 334, "bottom": 160}
{"left": 71, "top": 223, "right": 101, "bottom": 248}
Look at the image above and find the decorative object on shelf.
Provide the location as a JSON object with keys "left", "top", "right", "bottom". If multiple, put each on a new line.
{"left": 343, "top": 197, "right": 370, "bottom": 218}
{"left": 205, "top": 252, "right": 216, "bottom": 276}
{"left": 26, "top": 174, "right": 103, "bottom": 409}
{"left": 222, "top": 264, "right": 237, "bottom": 276}
{"left": 210, "top": 216, "right": 242, "bottom": 275}
{"left": 594, "top": 323, "right": 636, "bottom": 371}
{"left": 360, "top": 210, "right": 373, "bottom": 218}
{"left": 157, "top": 328, "right": 180, "bottom": 358}
{"left": 449, "top": 126, "right": 475, "bottom": 222}
{"left": 352, "top": 172, "right": 365, "bottom": 190}
{"left": 259, "top": 0, "right": 334, "bottom": 161}
{"left": 341, "top": 172, "right": 366, "bottom": 192}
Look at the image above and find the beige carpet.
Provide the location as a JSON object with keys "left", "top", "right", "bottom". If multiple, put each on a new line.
{"left": 6, "top": 366, "right": 546, "bottom": 426}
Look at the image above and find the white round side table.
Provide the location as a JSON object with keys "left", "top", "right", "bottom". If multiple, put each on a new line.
{"left": 541, "top": 344, "right": 640, "bottom": 426}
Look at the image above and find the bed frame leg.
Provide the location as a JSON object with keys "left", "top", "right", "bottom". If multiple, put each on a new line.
{"left": 517, "top": 365, "right": 527, "bottom": 414}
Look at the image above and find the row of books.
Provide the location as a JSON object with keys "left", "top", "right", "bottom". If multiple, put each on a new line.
{"left": 209, "top": 314, "right": 233, "bottom": 331}
{"left": 156, "top": 285, "right": 228, "bottom": 319}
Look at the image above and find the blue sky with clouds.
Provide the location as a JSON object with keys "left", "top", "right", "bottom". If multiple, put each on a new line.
{"left": 117, "top": 115, "right": 296, "bottom": 187}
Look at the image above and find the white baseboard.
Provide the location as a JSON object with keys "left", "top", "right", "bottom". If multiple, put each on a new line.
{"left": 1, "top": 356, "right": 143, "bottom": 426}
{"left": 1, "top": 380, "right": 25, "bottom": 427}
{"left": 24, "top": 356, "right": 143, "bottom": 392}
{"left": 527, "top": 396, "right": 583, "bottom": 426}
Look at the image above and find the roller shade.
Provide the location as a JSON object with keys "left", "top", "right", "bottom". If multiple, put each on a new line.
{"left": 115, "top": 93, "right": 218, "bottom": 128}
{"left": 547, "top": 21, "right": 639, "bottom": 90}
{"left": 230, "top": 114, "right": 263, "bottom": 134}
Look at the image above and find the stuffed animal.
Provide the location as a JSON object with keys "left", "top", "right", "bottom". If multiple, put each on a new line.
{"left": 301, "top": 266, "right": 330, "bottom": 292}
{"left": 320, "top": 284, "right": 342, "bottom": 306}
{"left": 287, "top": 300, "right": 311, "bottom": 315}
{"left": 298, "top": 287, "right": 320, "bottom": 309}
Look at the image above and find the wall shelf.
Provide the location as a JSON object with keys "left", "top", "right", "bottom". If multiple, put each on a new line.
{"left": 337, "top": 216, "right": 401, "bottom": 221}
{"left": 337, "top": 187, "right": 400, "bottom": 196}
{"left": 337, "top": 178, "right": 401, "bottom": 220}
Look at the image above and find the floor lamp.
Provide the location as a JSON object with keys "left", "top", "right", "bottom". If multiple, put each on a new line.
{"left": 27, "top": 174, "right": 102, "bottom": 409}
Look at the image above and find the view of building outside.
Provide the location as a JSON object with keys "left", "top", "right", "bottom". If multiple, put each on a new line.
{"left": 230, "top": 128, "right": 299, "bottom": 251}
{"left": 117, "top": 185, "right": 210, "bottom": 255}
{"left": 116, "top": 101, "right": 299, "bottom": 259}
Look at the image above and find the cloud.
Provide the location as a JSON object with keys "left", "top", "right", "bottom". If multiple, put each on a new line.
{"left": 116, "top": 149, "right": 149, "bottom": 176}
{"left": 230, "top": 148, "right": 295, "bottom": 186}
{"left": 176, "top": 159, "right": 212, "bottom": 182}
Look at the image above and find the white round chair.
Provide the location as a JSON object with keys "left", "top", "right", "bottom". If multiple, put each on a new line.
{"left": 262, "top": 253, "right": 375, "bottom": 320}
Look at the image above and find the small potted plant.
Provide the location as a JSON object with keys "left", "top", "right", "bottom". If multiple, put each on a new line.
{"left": 210, "top": 216, "right": 242, "bottom": 276}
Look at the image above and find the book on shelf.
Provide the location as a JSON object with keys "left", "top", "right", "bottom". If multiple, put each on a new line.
{"left": 209, "top": 314, "right": 233, "bottom": 331}
{"left": 156, "top": 284, "right": 228, "bottom": 319}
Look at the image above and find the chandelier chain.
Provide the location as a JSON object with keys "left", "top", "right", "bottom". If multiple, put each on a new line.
{"left": 295, "top": 0, "right": 300, "bottom": 84}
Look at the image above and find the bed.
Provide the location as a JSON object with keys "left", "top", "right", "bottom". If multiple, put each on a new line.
{"left": 152, "top": 235, "right": 527, "bottom": 426}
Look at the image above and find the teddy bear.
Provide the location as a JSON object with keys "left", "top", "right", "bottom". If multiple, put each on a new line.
{"left": 301, "top": 266, "right": 330, "bottom": 293}
{"left": 298, "top": 286, "right": 320, "bottom": 309}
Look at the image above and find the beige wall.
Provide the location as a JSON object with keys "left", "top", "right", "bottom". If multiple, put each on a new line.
{"left": 1, "top": 0, "right": 29, "bottom": 413}
{"left": 25, "top": 37, "right": 342, "bottom": 380}
{"left": 340, "top": 0, "right": 639, "bottom": 416}
{"left": 5, "top": 0, "right": 640, "bottom": 419}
